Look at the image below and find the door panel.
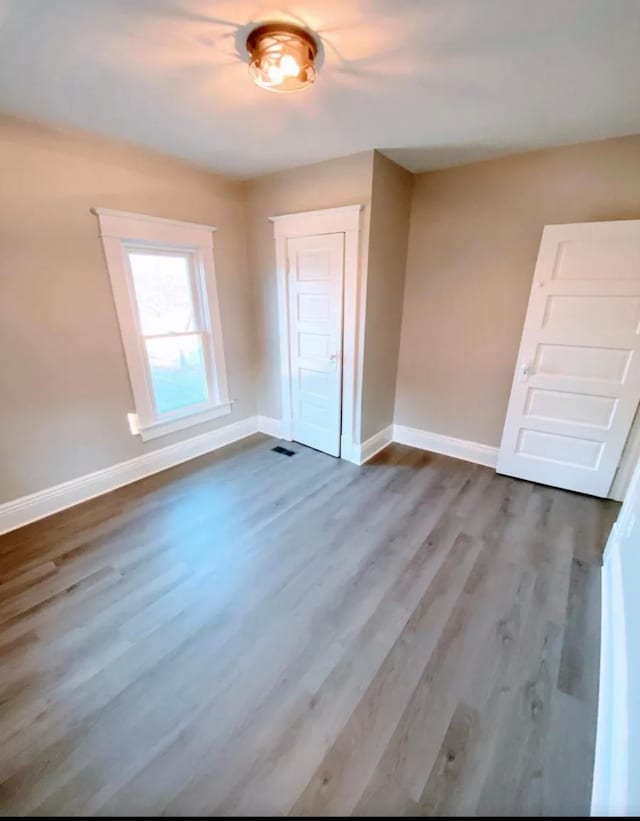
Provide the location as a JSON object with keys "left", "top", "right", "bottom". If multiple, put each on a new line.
{"left": 515, "top": 428, "right": 603, "bottom": 468}
{"left": 497, "top": 220, "right": 640, "bottom": 497}
{"left": 533, "top": 344, "right": 631, "bottom": 383}
{"left": 288, "top": 233, "right": 344, "bottom": 456}
{"left": 542, "top": 295, "right": 640, "bottom": 336}
{"left": 524, "top": 388, "right": 617, "bottom": 428}
{"left": 552, "top": 238, "right": 640, "bottom": 280}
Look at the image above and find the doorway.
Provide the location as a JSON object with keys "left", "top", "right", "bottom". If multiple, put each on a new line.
{"left": 270, "top": 205, "right": 363, "bottom": 461}
{"left": 286, "top": 232, "right": 344, "bottom": 456}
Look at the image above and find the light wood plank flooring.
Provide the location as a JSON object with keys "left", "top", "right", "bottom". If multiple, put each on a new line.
{"left": 0, "top": 435, "right": 618, "bottom": 816}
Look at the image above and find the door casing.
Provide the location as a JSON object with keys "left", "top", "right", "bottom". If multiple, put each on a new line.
{"left": 270, "top": 205, "right": 364, "bottom": 464}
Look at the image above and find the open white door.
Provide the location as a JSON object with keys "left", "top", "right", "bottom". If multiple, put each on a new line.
{"left": 497, "top": 220, "right": 640, "bottom": 497}
{"left": 287, "top": 232, "right": 344, "bottom": 457}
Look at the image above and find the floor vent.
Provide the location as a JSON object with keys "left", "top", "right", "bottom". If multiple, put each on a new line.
{"left": 272, "top": 445, "right": 297, "bottom": 457}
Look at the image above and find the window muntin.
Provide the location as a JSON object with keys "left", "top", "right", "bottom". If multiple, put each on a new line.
{"left": 126, "top": 247, "right": 215, "bottom": 419}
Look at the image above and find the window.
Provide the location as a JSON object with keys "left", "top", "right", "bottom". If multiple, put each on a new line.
{"left": 94, "top": 209, "right": 231, "bottom": 440}
{"left": 128, "top": 250, "right": 210, "bottom": 415}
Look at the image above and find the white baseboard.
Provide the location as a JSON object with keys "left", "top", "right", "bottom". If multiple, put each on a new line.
{"left": 0, "top": 418, "right": 500, "bottom": 536}
{"left": 255, "top": 415, "right": 384, "bottom": 466}
{"left": 392, "top": 424, "right": 499, "bottom": 468}
{"left": 0, "top": 416, "right": 260, "bottom": 535}
{"left": 257, "top": 415, "right": 285, "bottom": 439}
{"left": 357, "top": 426, "right": 394, "bottom": 465}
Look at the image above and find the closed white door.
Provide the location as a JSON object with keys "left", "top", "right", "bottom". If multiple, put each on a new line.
{"left": 497, "top": 220, "right": 640, "bottom": 497}
{"left": 287, "top": 232, "right": 344, "bottom": 456}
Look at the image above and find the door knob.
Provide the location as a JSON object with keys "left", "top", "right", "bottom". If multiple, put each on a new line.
{"left": 329, "top": 352, "right": 338, "bottom": 361}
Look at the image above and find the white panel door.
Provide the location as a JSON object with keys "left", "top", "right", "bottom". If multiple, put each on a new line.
{"left": 497, "top": 220, "right": 640, "bottom": 497}
{"left": 288, "top": 233, "right": 344, "bottom": 456}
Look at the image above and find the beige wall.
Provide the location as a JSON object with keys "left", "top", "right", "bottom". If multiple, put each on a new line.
{"left": 0, "top": 115, "right": 256, "bottom": 503}
{"left": 244, "top": 151, "right": 374, "bottom": 421}
{"left": 395, "top": 135, "right": 640, "bottom": 447}
{"left": 360, "top": 152, "right": 413, "bottom": 441}
{"left": 4, "top": 114, "right": 640, "bottom": 505}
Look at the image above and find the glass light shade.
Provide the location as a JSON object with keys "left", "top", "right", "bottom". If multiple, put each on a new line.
{"left": 246, "top": 23, "right": 318, "bottom": 93}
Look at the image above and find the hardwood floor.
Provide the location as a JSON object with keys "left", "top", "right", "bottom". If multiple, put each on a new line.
{"left": 0, "top": 435, "right": 618, "bottom": 816}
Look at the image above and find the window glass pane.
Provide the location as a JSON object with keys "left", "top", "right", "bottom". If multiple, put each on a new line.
{"left": 129, "top": 252, "right": 196, "bottom": 335}
{"left": 145, "top": 335, "right": 209, "bottom": 415}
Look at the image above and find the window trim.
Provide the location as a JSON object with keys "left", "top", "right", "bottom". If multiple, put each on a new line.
{"left": 93, "top": 208, "right": 231, "bottom": 441}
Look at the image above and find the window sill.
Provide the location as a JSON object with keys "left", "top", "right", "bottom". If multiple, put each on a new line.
{"left": 139, "top": 402, "right": 233, "bottom": 442}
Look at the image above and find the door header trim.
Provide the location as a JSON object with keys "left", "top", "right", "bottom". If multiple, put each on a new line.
{"left": 270, "top": 204, "right": 362, "bottom": 238}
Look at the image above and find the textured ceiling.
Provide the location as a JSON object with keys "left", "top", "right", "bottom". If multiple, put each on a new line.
{"left": 0, "top": 0, "right": 638, "bottom": 177}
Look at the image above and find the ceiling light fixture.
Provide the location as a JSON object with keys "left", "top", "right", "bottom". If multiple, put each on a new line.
{"left": 246, "top": 22, "right": 318, "bottom": 93}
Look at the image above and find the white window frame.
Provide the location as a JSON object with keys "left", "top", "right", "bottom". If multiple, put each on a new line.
{"left": 93, "top": 208, "right": 231, "bottom": 441}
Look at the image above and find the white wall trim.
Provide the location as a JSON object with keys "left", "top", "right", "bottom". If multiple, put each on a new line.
{"left": 91, "top": 207, "right": 217, "bottom": 238}
{"left": 591, "top": 534, "right": 629, "bottom": 816}
{"left": 0, "top": 418, "right": 506, "bottom": 536}
{"left": 392, "top": 424, "right": 499, "bottom": 468}
{"left": 0, "top": 416, "right": 259, "bottom": 536}
{"left": 139, "top": 401, "right": 233, "bottom": 441}
{"left": 257, "top": 415, "right": 285, "bottom": 439}
{"left": 270, "top": 204, "right": 365, "bottom": 464}
{"left": 610, "top": 405, "right": 640, "bottom": 501}
{"left": 356, "top": 425, "right": 394, "bottom": 465}
{"left": 270, "top": 204, "right": 362, "bottom": 237}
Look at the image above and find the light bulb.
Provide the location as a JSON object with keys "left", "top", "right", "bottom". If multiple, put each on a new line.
{"left": 280, "top": 54, "right": 299, "bottom": 78}
{"left": 266, "top": 62, "right": 283, "bottom": 85}
{"left": 247, "top": 23, "right": 318, "bottom": 93}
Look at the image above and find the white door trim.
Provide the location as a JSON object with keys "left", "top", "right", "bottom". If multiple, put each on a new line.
{"left": 610, "top": 406, "right": 640, "bottom": 501}
{"left": 270, "top": 204, "right": 364, "bottom": 463}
